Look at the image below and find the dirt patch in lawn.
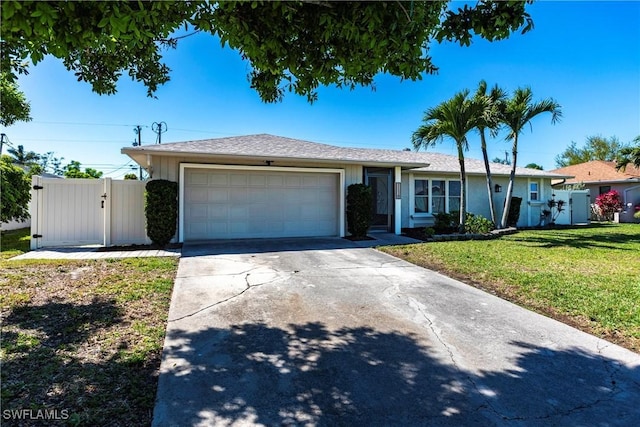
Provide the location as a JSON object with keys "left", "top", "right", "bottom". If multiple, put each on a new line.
{"left": 0, "top": 258, "right": 178, "bottom": 426}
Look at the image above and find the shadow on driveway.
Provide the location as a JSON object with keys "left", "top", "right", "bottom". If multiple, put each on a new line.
{"left": 155, "top": 321, "right": 640, "bottom": 426}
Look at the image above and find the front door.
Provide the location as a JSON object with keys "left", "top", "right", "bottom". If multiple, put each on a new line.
{"left": 365, "top": 168, "right": 393, "bottom": 231}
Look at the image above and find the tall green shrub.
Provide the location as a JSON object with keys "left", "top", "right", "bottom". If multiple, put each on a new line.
{"left": 145, "top": 179, "right": 177, "bottom": 247}
{"left": 346, "top": 183, "right": 372, "bottom": 239}
{"left": 0, "top": 155, "right": 31, "bottom": 223}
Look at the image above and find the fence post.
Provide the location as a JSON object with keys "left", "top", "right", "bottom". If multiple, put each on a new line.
{"left": 103, "top": 178, "right": 112, "bottom": 246}
{"left": 30, "top": 175, "right": 42, "bottom": 250}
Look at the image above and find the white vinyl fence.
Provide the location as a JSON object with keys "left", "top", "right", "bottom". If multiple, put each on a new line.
{"left": 30, "top": 176, "right": 149, "bottom": 249}
{"left": 552, "top": 190, "right": 591, "bottom": 225}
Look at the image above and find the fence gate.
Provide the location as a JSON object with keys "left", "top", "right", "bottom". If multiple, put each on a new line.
{"left": 553, "top": 190, "right": 591, "bottom": 225}
{"left": 30, "top": 177, "right": 149, "bottom": 249}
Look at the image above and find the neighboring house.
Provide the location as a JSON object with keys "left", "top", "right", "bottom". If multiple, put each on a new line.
{"left": 122, "top": 134, "right": 571, "bottom": 241}
{"left": 550, "top": 160, "right": 640, "bottom": 222}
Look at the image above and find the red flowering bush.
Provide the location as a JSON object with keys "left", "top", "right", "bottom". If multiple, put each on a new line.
{"left": 595, "top": 190, "right": 623, "bottom": 221}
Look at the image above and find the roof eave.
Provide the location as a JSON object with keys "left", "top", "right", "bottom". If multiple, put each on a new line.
{"left": 561, "top": 178, "right": 640, "bottom": 185}
{"left": 121, "top": 148, "right": 429, "bottom": 169}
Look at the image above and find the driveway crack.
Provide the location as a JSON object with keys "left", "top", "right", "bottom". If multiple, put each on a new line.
{"left": 168, "top": 272, "right": 286, "bottom": 322}
{"left": 408, "top": 298, "right": 507, "bottom": 419}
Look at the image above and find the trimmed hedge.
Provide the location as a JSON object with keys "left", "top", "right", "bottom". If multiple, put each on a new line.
{"left": 145, "top": 179, "right": 178, "bottom": 247}
{"left": 346, "top": 183, "right": 373, "bottom": 239}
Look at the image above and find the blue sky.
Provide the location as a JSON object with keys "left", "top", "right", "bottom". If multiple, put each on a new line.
{"left": 3, "top": 1, "right": 639, "bottom": 178}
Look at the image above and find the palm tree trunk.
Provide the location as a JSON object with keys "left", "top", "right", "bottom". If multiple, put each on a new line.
{"left": 500, "top": 137, "right": 518, "bottom": 228}
{"left": 457, "top": 142, "right": 467, "bottom": 233}
{"left": 480, "top": 131, "right": 497, "bottom": 226}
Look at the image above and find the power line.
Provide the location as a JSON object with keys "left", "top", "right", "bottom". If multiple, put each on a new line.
{"left": 12, "top": 137, "right": 150, "bottom": 144}
{"left": 29, "top": 120, "right": 151, "bottom": 128}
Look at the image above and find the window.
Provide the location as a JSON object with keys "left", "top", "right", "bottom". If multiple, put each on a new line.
{"left": 431, "top": 180, "right": 446, "bottom": 214}
{"left": 599, "top": 185, "right": 611, "bottom": 195}
{"left": 413, "top": 178, "right": 461, "bottom": 214}
{"left": 414, "top": 180, "right": 429, "bottom": 213}
{"left": 448, "top": 181, "right": 461, "bottom": 212}
{"left": 529, "top": 182, "right": 539, "bottom": 201}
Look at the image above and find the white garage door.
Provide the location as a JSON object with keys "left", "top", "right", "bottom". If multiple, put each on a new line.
{"left": 184, "top": 168, "right": 340, "bottom": 240}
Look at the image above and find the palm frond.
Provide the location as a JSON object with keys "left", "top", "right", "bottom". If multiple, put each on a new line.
{"left": 616, "top": 145, "right": 640, "bottom": 171}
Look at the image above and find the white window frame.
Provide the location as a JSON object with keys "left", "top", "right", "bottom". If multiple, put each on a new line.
{"left": 529, "top": 180, "right": 541, "bottom": 202}
{"left": 409, "top": 175, "right": 464, "bottom": 226}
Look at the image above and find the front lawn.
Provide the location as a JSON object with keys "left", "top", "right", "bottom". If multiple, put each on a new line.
{"left": 0, "top": 252, "right": 179, "bottom": 425}
{"left": 381, "top": 223, "right": 640, "bottom": 352}
{"left": 0, "top": 227, "right": 31, "bottom": 260}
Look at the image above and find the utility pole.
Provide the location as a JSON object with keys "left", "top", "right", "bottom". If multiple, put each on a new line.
{"left": 133, "top": 125, "right": 143, "bottom": 179}
{"left": 133, "top": 125, "right": 142, "bottom": 147}
{"left": 152, "top": 121, "right": 167, "bottom": 144}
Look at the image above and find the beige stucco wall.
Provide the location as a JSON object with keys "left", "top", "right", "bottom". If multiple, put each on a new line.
{"left": 401, "top": 172, "right": 555, "bottom": 228}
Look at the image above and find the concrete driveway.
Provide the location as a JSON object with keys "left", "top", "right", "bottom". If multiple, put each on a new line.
{"left": 153, "top": 237, "right": 640, "bottom": 426}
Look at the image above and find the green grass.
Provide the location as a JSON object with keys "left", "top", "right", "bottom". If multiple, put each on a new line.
{"left": 0, "top": 227, "right": 30, "bottom": 259}
{"left": 382, "top": 223, "right": 640, "bottom": 352}
{"left": 1, "top": 256, "right": 179, "bottom": 426}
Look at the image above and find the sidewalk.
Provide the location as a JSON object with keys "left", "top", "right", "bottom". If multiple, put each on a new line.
{"left": 10, "top": 247, "right": 181, "bottom": 260}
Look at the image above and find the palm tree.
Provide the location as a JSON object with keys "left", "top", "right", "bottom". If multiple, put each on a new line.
{"left": 412, "top": 89, "right": 490, "bottom": 232}
{"left": 499, "top": 87, "right": 562, "bottom": 229}
{"left": 7, "top": 144, "right": 39, "bottom": 165}
{"left": 473, "top": 80, "right": 506, "bottom": 226}
{"left": 615, "top": 136, "right": 640, "bottom": 171}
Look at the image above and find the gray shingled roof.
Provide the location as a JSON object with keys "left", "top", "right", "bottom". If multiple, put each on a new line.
{"left": 121, "top": 133, "right": 569, "bottom": 178}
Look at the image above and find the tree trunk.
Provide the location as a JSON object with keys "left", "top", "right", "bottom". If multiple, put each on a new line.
{"left": 480, "top": 131, "right": 497, "bottom": 226}
{"left": 457, "top": 142, "right": 467, "bottom": 233}
{"left": 500, "top": 136, "right": 519, "bottom": 228}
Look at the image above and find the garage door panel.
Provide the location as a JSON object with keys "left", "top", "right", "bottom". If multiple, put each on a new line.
{"left": 189, "top": 172, "right": 209, "bottom": 185}
{"left": 184, "top": 168, "right": 339, "bottom": 240}
{"left": 189, "top": 204, "right": 209, "bottom": 219}
{"left": 208, "top": 205, "right": 228, "bottom": 220}
{"left": 302, "top": 175, "right": 319, "bottom": 187}
{"left": 209, "top": 222, "right": 228, "bottom": 234}
{"left": 245, "top": 188, "right": 266, "bottom": 202}
{"left": 229, "top": 206, "right": 249, "bottom": 219}
{"left": 318, "top": 189, "right": 336, "bottom": 203}
{"left": 208, "top": 188, "right": 228, "bottom": 202}
{"left": 229, "top": 188, "right": 247, "bottom": 203}
{"left": 249, "top": 174, "right": 267, "bottom": 186}
{"left": 230, "top": 175, "right": 248, "bottom": 186}
{"left": 189, "top": 188, "right": 209, "bottom": 202}
{"left": 284, "top": 206, "right": 302, "bottom": 220}
{"left": 285, "top": 175, "right": 302, "bottom": 187}
{"left": 267, "top": 175, "right": 284, "bottom": 187}
{"left": 188, "top": 222, "right": 208, "bottom": 235}
{"left": 208, "top": 174, "right": 228, "bottom": 186}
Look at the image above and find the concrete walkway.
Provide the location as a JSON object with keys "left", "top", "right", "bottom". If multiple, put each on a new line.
{"left": 154, "top": 237, "right": 640, "bottom": 426}
{"left": 10, "top": 246, "right": 181, "bottom": 260}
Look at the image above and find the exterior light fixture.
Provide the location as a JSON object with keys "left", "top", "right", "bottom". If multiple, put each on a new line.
{"left": 494, "top": 184, "right": 502, "bottom": 193}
